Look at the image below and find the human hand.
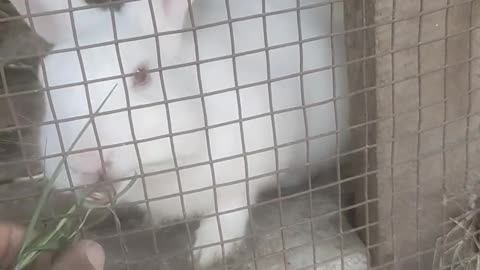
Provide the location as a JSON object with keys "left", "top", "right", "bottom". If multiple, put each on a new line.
{"left": 0, "top": 223, "right": 105, "bottom": 270}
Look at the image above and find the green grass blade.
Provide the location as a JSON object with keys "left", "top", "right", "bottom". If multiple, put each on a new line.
{"left": 14, "top": 84, "right": 118, "bottom": 270}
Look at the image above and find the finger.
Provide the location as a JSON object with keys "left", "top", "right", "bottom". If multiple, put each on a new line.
{"left": 0, "top": 223, "right": 25, "bottom": 268}
{"left": 51, "top": 240, "right": 105, "bottom": 270}
{"left": 27, "top": 252, "right": 54, "bottom": 270}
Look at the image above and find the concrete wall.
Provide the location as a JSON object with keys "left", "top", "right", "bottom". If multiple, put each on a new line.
{"left": 372, "top": 0, "right": 480, "bottom": 268}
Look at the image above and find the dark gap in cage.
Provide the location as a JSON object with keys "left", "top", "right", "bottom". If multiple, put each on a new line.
{"left": 342, "top": 0, "right": 377, "bottom": 267}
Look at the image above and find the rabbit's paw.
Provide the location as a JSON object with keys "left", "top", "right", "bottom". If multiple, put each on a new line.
{"left": 193, "top": 210, "right": 249, "bottom": 268}
{"left": 193, "top": 217, "right": 222, "bottom": 268}
{"left": 194, "top": 245, "right": 223, "bottom": 269}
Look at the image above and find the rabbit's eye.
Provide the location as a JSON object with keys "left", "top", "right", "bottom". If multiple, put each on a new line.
{"left": 133, "top": 65, "right": 150, "bottom": 87}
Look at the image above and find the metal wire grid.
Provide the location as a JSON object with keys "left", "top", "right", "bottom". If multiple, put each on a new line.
{"left": 0, "top": 2, "right": 355, "bottom": 270}
{"left": 0, "top": 0, "right": 478, "bottom": 269}
{"left": 383, "top": 0, "right": 478, "bottom": 269}
{"left": 0, "top": 0, "right": 354, "bottom": 269}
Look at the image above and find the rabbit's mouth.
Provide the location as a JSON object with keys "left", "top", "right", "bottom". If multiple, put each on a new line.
{"left": 71, "top": 172, "right": 115, "bottom": 206}
{"left": 84, "top": 0, "right": 124, "bottom": 11}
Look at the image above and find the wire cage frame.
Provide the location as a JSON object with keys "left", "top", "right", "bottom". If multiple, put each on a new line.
{"left": 2, "top": 0, "right": 479, "bottom": 270}
{"left": 3, "top": 0, "right": 372, "bottom": 269}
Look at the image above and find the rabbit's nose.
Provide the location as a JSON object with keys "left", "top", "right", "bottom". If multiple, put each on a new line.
{"left": 96, "top": 160, "right": 112, "bottom": 179}
{"left": 133, "top": 64, "right": 151, "bottom": 87}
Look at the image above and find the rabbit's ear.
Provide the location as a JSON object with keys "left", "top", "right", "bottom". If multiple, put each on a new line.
{"left": 0, "top": 0, "right": 52, "bottom": 66}
{"left": 157, "top": 0, "right": 196, "bottom": 30}
{"left": 8, "top": 0, "right": 28, "bottom": 16}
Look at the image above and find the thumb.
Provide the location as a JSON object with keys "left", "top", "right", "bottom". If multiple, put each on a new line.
{"left": 51, "top": 240, "right": 105, "bottom": 270}
{"left": 0, "top": 223, "right": 24, "bottom": 268}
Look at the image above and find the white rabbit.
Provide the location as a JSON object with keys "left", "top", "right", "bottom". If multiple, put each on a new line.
{"left": 11, "top": 0, "right": 350, "bottom": 267}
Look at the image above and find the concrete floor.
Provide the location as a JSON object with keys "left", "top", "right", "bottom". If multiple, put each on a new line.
{"left": 0, "top": 1, "right": 368, "bottom": 269}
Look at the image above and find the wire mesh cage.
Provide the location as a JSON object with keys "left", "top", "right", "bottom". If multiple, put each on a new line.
{"left": 2, "top": 0, "right": 478, "bottom": 269}
{"left": 4, "top": 0, "right": 370, "bottom": 269}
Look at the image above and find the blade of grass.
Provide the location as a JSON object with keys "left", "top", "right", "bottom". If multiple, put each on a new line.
{"left": 434, "top": 204, "right": 480, "bottom": 270}
{"left": 111, "top": 172, "right": 138, "bottom": 205}
{"left": 14, "top": 157, "right": 138, "bottom": 270}
{"left": 67, "top": 208, "right": 93, "bottom": 241}
{"left": 15, "top": 83, "right": 118, "bottom": 269}
{"left": 14, "top": 205, "right": 77, "bottom": 270}
{"left": 451, "top": 217, "right": 480, "bottom": 249}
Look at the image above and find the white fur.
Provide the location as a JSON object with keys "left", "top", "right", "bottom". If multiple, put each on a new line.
{"left": 11, "top": 0, "right": 350, "bottom": 267}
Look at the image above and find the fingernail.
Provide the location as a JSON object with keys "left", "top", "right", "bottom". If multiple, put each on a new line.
{"left": 84, "top": 241, "right": 105, "bottom": 270}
